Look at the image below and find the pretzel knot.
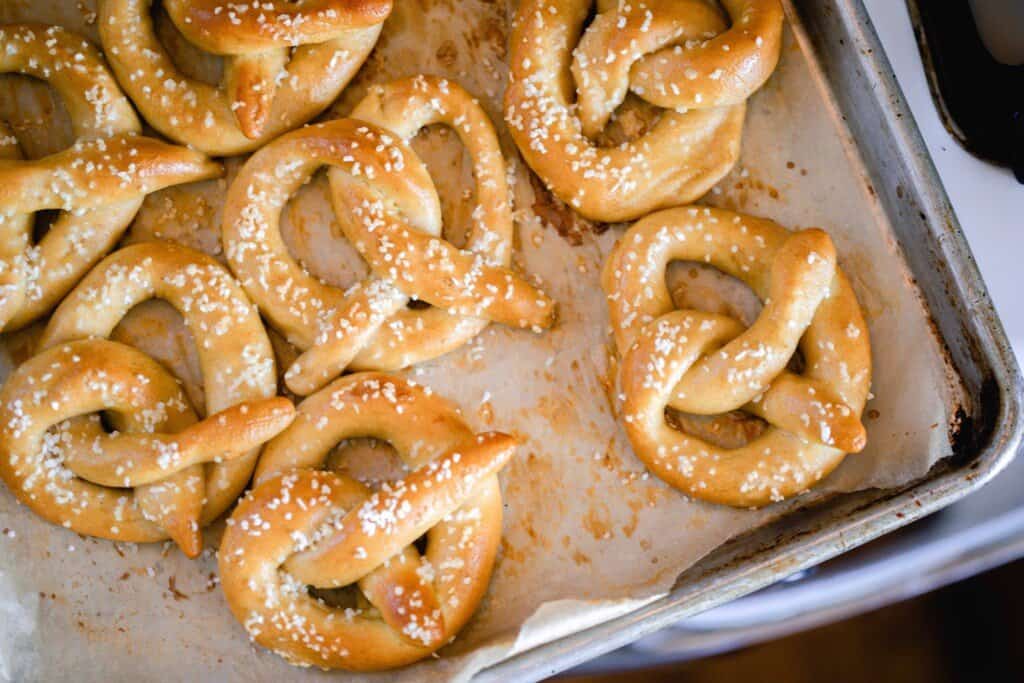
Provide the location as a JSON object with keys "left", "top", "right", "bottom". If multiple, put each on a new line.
{"left": 223, "top": 76, "right": 556, "bottom": 397}
{"left": 504, "top": 0, "right": 784, "bottom": 223}
{"left": 0, "top": 24, "right": 222, "bottom": 332}
{"left": 603, "top": 207, "right": 871, "bottom": 507}
{"left": 99, "top": 0, "right": 392, "bottom": 154}
{"left": 35, "top": 241, "right": 283, "bottom": 553}
{"left": 219, "top": 373, "right": 514, "bottom": 670}
{"left": 0, "top": 339, "right": 295, "bottom": 557}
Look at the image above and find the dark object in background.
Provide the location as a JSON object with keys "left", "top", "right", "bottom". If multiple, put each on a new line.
{"left": 906, "top": 0, "right": 1024, "bottom": 182}
{"left": 561, "top": 556, "right": 1024, "bottom": 683}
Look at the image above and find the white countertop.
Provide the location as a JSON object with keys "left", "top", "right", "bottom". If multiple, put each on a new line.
{"left": 863, "top": 0, "right": 1024, "bottom": 361}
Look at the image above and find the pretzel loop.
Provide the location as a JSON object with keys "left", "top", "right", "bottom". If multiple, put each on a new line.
{"left": 223, "top": 77, "right": 555, "bottom": 397}
{"left": 220, "top": 373, "right": 513, "bottom": 670}
{"left": 0, "top": 24, "right": 222, "bottom": 332}
{"left": 0, "top": 340, "right": 295, "bottom": 557}
{"left": 37, "top": 242, "right": 282, "bottom": 546}
{"left": 603, "top": 207, "right": 871, "bottom": 506}
{"left": 629, "top": 0, "right": 785, "bottom": 111}
{"left": 576, "top": 0, "right": 785, "bottom": 124}
{"left": 572, "top": 0, "right": 729, "bottom": 136}
{"left": 505, "top": 0, "right": 784, "bottom": 222}
{"left": 99, "top": 0, "right": 392, "bottom": 153}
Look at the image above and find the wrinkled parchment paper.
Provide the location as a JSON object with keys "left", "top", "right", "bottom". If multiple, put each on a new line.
{"left": 0, "top": 1, "right": 963, "bottom": 681}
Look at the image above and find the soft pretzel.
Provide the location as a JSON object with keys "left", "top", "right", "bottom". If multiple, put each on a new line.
{"left": 220, "top": 372, "right": 513, "bottom": 670}
{"left": 37, "top": 241, "right": 282, "bottom": 551}
{"left": 222, "top": 76, "right": 556, "bottom": 396}
{"left": 0, "top": 24, "right": 222, "bottom": 332}
{"left": 603, "top": 207, "right": 871, "bottom": 506}
{"left": 0, "top": 122, "right": 28, "bottom": 331}
{"left": 0, "top": 339, "right": 295, "bottom": 556}
{"left": 98, "top": 0, "right": 392, "bottom": 155}
{"left": 504, "top": 0, "right": 784, "bottom": 222}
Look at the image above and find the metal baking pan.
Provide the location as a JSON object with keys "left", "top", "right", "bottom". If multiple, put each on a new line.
{"left": 477, "top": 0, "right": 1024, "bottom": 678}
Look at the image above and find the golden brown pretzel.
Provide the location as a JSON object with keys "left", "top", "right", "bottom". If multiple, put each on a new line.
{"left": 0, "top": 122, "right": 29, "bottom": 331}
{"left": 0, "top": 339, "right": 295, "bottom": 556}
{"left": 504, "top": 0, "right": 784, "bottom": 222}
{"left": 222, "top": 76, "right": 556, "bottom": 396}
{"left": 603, "top": 207, "right": 871, "bottom": 506}
{"left": 37, "top": 241, "right": 282, "bottom": 551}
{"left": 0, "top": 24, "right": 222, "bottom": 332}
{"left": 220, "top": 372, "right": 513, "bottom": 670}
{"left": 98, "top": 0, "right": 392, "bottom": 154}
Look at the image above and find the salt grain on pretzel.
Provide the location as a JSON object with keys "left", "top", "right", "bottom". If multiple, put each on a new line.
{"left": 98, "top": 0, "right": 392, "bottom": 155}
{"left": 0, "top": 24, "right": 222, "bottom": 332}
{"left": 222, "top": 76, "right": 556, "bottom": 396}
{"left": 0, "top": 122, "right": 29, "bottom": 331}
{"left": 37, "top": 242, "right": 283, "bottom": 549}
{"left": 220, "top": 372, "right": 513, "bottom": 670}
{"left": 504, "top": 0, "right": 783, "bottom": 222}
{"left": 603, "top": 207, "right": 871, "bottom": 506}
{"left": 0, "top": 339, "right": 295, "bottom": 557}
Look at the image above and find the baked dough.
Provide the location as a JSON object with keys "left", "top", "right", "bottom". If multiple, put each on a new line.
{"left": 98, "top": 0, "right": 391, "bottom": 154}
{"left": 222, "top": 76, "right": 556, "bottom": 396}
{"left": 0, "top": 24, "right": 221, "bottom": 332}
{"left": 603, "top": 207, "right": 871, "bottom": 506}
{"left": 220, "top": 372, "right": 513, "bottom": 670}
{"left": 38, "top": 241, "right": 283, "bottom": 551}
{"left": 504, "top": 0, "right": 784, "bottom": 222}
{"left": 0, "top": 339, "right": 293, "bottom": 556}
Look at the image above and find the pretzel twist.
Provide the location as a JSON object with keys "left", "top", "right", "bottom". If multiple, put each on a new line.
{"left": 220, "top": 373, "right": 513, "bottom": 670}
{"left": 504, "top": 0, "right": 784, "bottom": 222}
{"left": 98, "top": 0, "right": 392, "bottom": 154}
{"left": 603, "top": 207, "right": 871, "bottom": 506}
{"left": 0, "top": 24, "right": 222, "bottom": 332}
{"left": 0, "top": 339, "right": 295, "bottom": 556}
{"left": 34, "top": 241, "right": 283, "bottom": 554}
{"left": 223, "top": 76, "right": 556, "bottom": 397}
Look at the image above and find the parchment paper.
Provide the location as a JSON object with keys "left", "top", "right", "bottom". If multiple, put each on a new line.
{"left": 0, "top": 1, "right": 964, "bottom": 681}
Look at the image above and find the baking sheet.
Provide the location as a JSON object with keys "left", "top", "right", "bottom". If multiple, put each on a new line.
{"left": 0, "top": 1, "right": 964, "bottom": 681}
